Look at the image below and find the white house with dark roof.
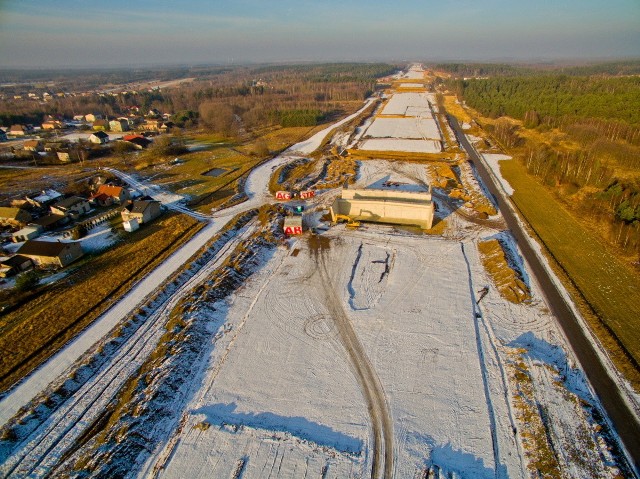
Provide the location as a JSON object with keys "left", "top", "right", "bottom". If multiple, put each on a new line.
{"left": 121, "top": 200, "right": 162, "bottom": 225}
{"left": 89, "top": 131, "right": 109, "bottom": 144}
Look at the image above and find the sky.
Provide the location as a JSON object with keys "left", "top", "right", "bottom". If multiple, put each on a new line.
{"left": 0, "top": 0, "right": 638, "bottom": 68}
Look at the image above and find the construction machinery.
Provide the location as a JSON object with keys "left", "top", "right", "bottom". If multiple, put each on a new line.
{"left": 333, "top": 214, "right": 361, "bottom": 228}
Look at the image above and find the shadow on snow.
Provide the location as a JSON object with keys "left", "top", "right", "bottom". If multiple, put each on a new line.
{"left": 192, "top": 402, "right": 363, "bottom": 455}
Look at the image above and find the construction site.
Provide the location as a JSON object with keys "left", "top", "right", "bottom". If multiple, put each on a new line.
{"left": 0, "top": 65, "right": 638, "bottom": 479}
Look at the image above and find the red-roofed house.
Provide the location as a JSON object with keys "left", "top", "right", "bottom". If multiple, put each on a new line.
{"left": 123, "top": 134, "right": 151, "bottom": 149}
{"left": 90, "top": 184, "right": 130, "bottom": 206}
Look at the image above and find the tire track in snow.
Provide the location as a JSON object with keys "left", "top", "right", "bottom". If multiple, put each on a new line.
{"left": 312, "top": 237, "right": 393, "bottom": 479}
{"left": 460, "top": 242, "right": 505, "bottom": 479}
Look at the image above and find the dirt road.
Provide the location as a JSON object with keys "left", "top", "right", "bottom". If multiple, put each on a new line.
{"left": 449, "top": 115, "right": 640, "bottom": 475}
{"left": 309, "top": 235, "right": 394, "bottom": 479}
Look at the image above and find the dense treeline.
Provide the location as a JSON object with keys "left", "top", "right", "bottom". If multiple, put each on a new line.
{"left": 435, "top": 60, "right": 640, "bottom": 78}
{"left": 251, "top": 63, "right": 398, "bottom": 82}
{"left": 452, "top": 73, "right": 640, "bottom": 254}
{"left": 450, "top": 76, "right": 640, "bottom": 125}
{"left": 434, "top": 63, "right": 531, "bottom": 77}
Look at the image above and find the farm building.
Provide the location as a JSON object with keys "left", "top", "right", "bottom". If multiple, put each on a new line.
{"left": 17, "top": 239, "right": 84, "bottom": 268}
{"left": 23, "top": 139, "right": 43, "bottom": 152}
{"left": 330, "top": 184, "right": 435, "bottom": 230}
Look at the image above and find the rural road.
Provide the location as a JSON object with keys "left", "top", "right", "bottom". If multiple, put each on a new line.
{"left": 449, "top": 115, "right": 640, "bottom": 476}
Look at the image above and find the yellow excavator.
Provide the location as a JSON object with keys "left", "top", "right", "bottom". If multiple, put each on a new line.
{"left": 334, "top": 214, "right": 361, "bottom": 228}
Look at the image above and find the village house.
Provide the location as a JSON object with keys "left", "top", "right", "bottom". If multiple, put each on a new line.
{"left": 84, "top": 113, "right": 102, "bottom": 123}
{"left": 92, "top": 119, "right": 109, "bottom": 131}
{"left": 41, "top": 120, "right": 63, "bottom": 130}
{"left": 123, "top": 134, "right": 151, "bottom": 149}
{"left": 50, "top": 196, "right": 91, "bottom": 219}
{"left": 109, "top": 119, "right": 129, "bottom": 132}
{"left": 89, "top": 131, "right": 109, "bottom": 144}
{"left": 90, "top": 184, "right": 130, "bottom": 206}
{"left": 0, "top": 255, "right": 33, "bottom": 278}
{"left": 30, "top": 189, "right": 63, "bottom": 208}
{"left": 12, "top": 224, "right": 43, "bottom": 243}
{"left": 9, "top": 124, "right": 29, "bottom": 136}
{"left": 17, "top": 239, "right": 84, "bottom": 268}
{"left": 57, "top": 151, "right": 71, "bottom": 162}
{"left": 23, "top": 139, "right": 43, "bottom": 152}
{"left": 0, "top": 207, "right": 33, "bottom": 227}
{"left": 121, "top": 199, "right": 162, "bottom": 226}
{"left": 30, "top": 214, "right": 65, "bottom": 231}
{"left": 143, "top": 119, "right": 163, "bottom": 131}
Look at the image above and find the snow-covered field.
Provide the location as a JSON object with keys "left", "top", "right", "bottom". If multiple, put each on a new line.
{"left": 359, "top": 138, "right": 442, "bottom": 153}
{"left": 364, "top": 117, "right": 440, "bottom": 140}
{"left": 149, "top": 232, "right": 497, "bottom": 478}
{"left": 139, "top": 209, "right": 622, "bottom": 478}
{"left": 401, "top": 70, "right": 424, "bottom": 80}
{"left": 358, "top": 91, "right": 443, "bottom": 154}
{"left": 380, "top": 92, "right": 432, "bottom": 116}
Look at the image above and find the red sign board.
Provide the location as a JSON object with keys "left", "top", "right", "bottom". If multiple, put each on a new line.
{"left": 275, "top": 191, "right": 292, "bottom": 201}
{"left": 284, "top": 226, "right": 303, "bottom": 235}
{"left": 300, "top": 190, "right": 315, "bottom": 199}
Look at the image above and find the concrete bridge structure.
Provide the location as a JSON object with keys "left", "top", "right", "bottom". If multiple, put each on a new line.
{"left": 330, "top": 186, "right": 435, "bottom": 230}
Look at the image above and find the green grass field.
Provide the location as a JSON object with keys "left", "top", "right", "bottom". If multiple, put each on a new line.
{"left": 499, "top": 158, "right": 640, "bottom": 385}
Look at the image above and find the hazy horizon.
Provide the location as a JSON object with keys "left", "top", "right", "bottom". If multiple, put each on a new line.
{"left": 0, "top": 0, "right": 639, "bottom": 68}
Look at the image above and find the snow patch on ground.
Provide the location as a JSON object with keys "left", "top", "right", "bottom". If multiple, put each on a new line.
{"left": 359, "top": 138, "right": 442, "bottom": 153}
{"left": 380, "top": 92, "right": 432, "bottom": 116}
{"left": 364, "top": 117, "right": 441, "bottom": 140}
{"left": 80, "top": 224, "right": 119, "bottom": 253}
{"left": 482, "top": 154, "right": 515, "bottom": 196}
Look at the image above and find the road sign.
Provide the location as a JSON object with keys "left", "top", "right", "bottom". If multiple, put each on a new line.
{"left": 300, "top": 190, "right": 315, "bottom": 199}
{"left": 284, "top": 225, "right": 303, "bottom": 235}
{"left": 275, "top": 191, "right": 292, "bottom": 201}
